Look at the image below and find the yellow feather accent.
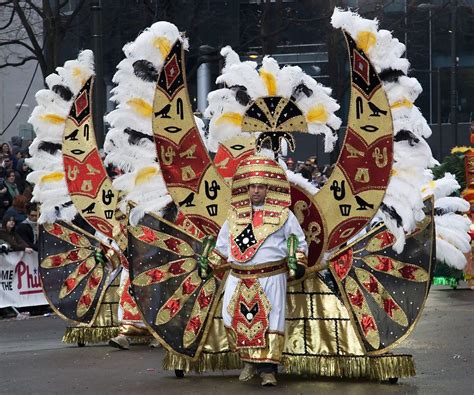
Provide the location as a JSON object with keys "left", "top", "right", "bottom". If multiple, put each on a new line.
{"left": 72, "top": 67, "right": 82, "bottom": 78}
{"left": 215, "top": 112, "right": 243, "bottom": 126}
{"left": 40, "top": 172, "right": 64, "bottom": 183}
{"left": 135, "top": 167, "right": 158, "bottom": 186}
{"left": 356, "top": 31, "right": 377, "bottom": 53}
{"left": 390, "top": 98, "right": 413, "bottom": 109}
{"left": 451, "top": 146, "right": 472, "bottom": 154}
{"left": 259, "top": 70, "right": 277, "bottom": 96}
{"left": 421, "top": 180, "right": 437, "bottom": 193}
{"left": 306, "top": 105, "right": 328, "bottom": 123}
{"left": 154, "top": 37, "right": 172, "bottom": 58}
{"left": 127, "top": 98, "right": 153, "bottom": 117}
{"left": 72, "top": 67, "right": 87, "bottom": 85}
{"left": 40, "top": 114, "right": 66, "bottom": 124}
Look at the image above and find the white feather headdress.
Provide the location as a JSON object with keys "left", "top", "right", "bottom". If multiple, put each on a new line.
{"left": 205, "top": 46, "right": 342, "bottom": 153}
{"left": 26, "top": 50, "right": 94, "bottom": 224}
{"left": 104, "top": 22, "right": 187, "bottom": 225}
{"left": 332, "top": 8, "right": 470, "bottom": 269}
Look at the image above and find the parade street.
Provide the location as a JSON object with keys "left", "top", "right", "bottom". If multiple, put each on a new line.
{"left": 1, "top": 285, "right": 472, "bottom": 395}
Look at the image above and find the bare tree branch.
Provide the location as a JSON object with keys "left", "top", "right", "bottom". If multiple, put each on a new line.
{"left": 0, "top": 39, "right": 35, "bottom": 52}
{"left": 0, "top": 55, "right": 36, "bottom": 68}
{"left": 23, "top": 0, "right": 46, "bottom": 19}
{"left": 0, "top": 7, "right": 15, "bottom": 29}
{"left": 12, "top": 0, "right": 46, "bottom": 73}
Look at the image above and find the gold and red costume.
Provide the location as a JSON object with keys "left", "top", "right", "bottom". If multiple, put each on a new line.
{"left": 216, "top": 156, "right": 308, "bottom": 365}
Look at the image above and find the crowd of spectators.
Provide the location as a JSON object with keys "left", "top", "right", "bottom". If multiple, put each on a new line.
{"left": 285, "top": 155, "right": 335, "bottom": 188}
{"left": 0, "top": 137, "right": 37, "bottom": 254}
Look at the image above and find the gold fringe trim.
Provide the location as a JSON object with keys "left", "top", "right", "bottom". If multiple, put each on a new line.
{"left": 162, "top": 351, "right": 415, "bottom": 380}
{"left": 162, "top": 351, "right": 243, "bottom": 373}
{"left": 62, "top": 326, "right": 120, "bottom": 344}
{"left": 282, "top": 354, "right": 416, "bottom": 380}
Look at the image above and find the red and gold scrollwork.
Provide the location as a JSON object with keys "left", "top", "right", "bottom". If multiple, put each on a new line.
{"left": 153, "top": 41, "right": 230, "bottom": 237}
{"left": 63, "top": 77, "right": 126, "bottom": 248}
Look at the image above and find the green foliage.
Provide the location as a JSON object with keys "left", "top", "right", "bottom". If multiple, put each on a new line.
{"left": 432, "top": 152, "right": 466, "bottom": 191}
{"left": 433, "top": 260, "right": 464, "bottom": 281}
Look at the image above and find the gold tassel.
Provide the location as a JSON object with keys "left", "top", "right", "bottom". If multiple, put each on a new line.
{"left": 162, "top": 351, "right": 243, "bottom": 373}
{"left": 282, "top": 354, "right": 415, "bottom": 380}
{"left": 62, "top": 326, "right": 120, "bottom": 344}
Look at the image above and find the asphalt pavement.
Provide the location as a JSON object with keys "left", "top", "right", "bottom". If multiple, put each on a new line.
{"left": 0, "top": 285, "right": 472, "bottom": 395}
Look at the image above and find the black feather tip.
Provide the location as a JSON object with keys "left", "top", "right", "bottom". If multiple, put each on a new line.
{"left": 162, "top": 202, "right": 178, "bottom": 222}
{"left": 38, "top": 141, "right": 62, "bottom": 155}
{"left": 52, "top": 85, "right": 74, "bottom": 102}
{"left": 394, "top": 129, "right": 420, "bottom": 146}
{"left": 133, "top": 60, "right": 159, "bottom": 83}
{"left": 229, "top": 85, "right": 251, "bottom": 106}
{"left": 124, "top": 127, "right": 153, "bottom": 145}
{"left": 290, "top": 83, "right": 313, "bottom": 102}
{"left": 380, "top": 203, "right": 403, "bottom": 228}
{"left": 378, "top": 68, "right": 405, "bottom": 83}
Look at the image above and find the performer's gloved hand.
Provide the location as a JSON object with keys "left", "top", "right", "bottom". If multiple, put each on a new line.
{"left": 287, "top": 234, "right": 307, "bottom": 281}
{"left": 198, "top": 235, "right": 216, "bottom": 280}
{"left": 288, "top": 255, "right": 306, "bottom": 281}
{"left": 198, "top": 255, "right": 210, "bottom": 279}
{"left": 94, "top": 248, "right": 107, "bottom": 267}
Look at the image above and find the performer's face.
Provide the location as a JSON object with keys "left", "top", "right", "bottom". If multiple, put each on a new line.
{"left": 249, "top": 184, "right": 267, "bottom": 206}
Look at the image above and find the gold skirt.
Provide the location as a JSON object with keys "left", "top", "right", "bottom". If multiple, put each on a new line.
{"left": 163, "top": 274, "right": 415, "bottom": 380}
